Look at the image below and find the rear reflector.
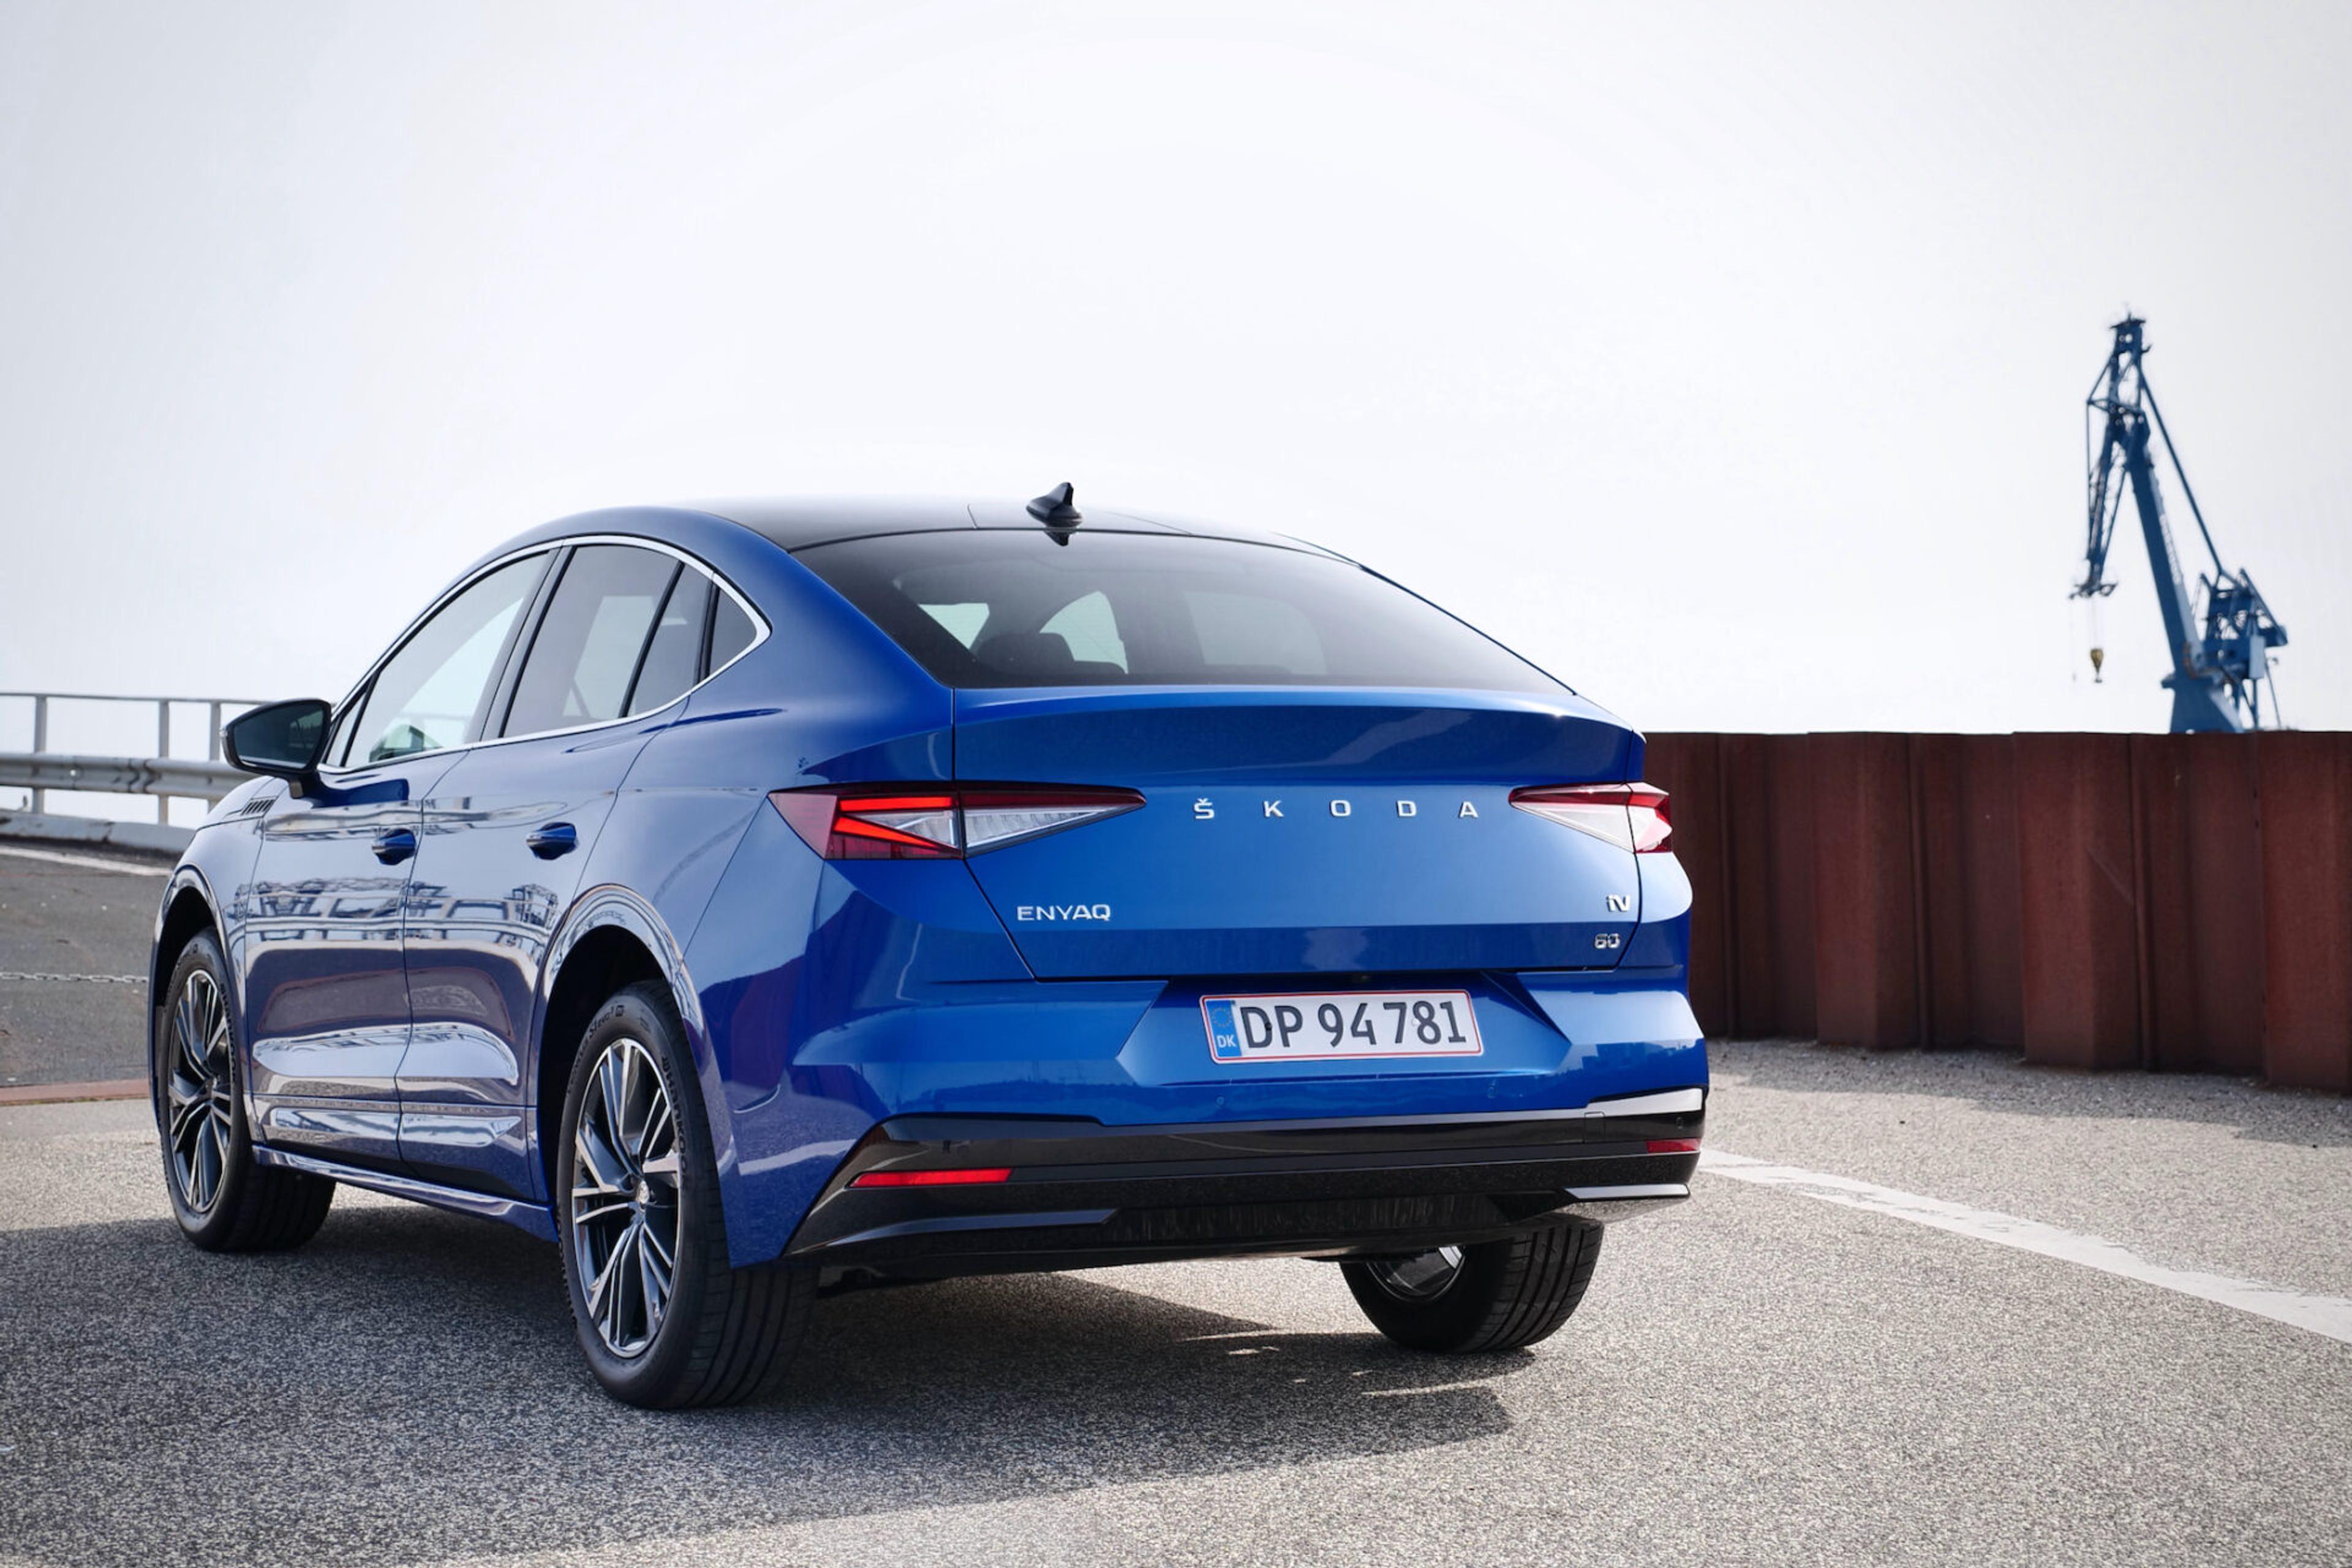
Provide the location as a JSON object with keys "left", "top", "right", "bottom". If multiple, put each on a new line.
{"left": 1509, "top": 782, "right": 1672, "bottom": 854}
{"left": 850, "top": 1167, "right": 1015, "bottom": 1188}
{"left": 771, "top": 785, "right": 1145, "bottom": 859}
{"left": 1645, "top": 1139, "right": 1700, "bottom": 1154}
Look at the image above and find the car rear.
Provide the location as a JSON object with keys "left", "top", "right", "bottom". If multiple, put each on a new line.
{"left": 752, "top": 516, "right": 1704, "bottom": 1280}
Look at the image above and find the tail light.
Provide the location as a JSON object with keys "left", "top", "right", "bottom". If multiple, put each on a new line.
{"left": 1509, "top": 782, "right": 1671, "bottom": 854}
{"left": 850, "top": 1167, "right": 1013, "bottom": 1188}
{"left": 770, "top": 785, "right": 1145, "bottom": 859}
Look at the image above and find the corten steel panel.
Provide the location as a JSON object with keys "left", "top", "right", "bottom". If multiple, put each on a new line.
{"left": 2256, "top": 733, "right": 2352, "bottom": 1092}
{"left": 1957, "top": 735, "right": 2023, "bottom": 1046}
{"left": 2133, "top": 734, "right": 2266, "bottom": 1075}
{"left": 1908, "top": 734, "right": 1962, "bottom": 1044}
{"left": 1642, "top": 734, "right": 1730, "bottom": 1036}
{"left": 1810, "top": 733, "right": 1918, "bottom": 1047}
{"left": 1722, "top": 733, "right": 1818, "bottom": 1039}
{"left": 1907, "top": 735, "right": 2021, "bottom": 1047}
{"left": 2015, "top": 734, "right": 2140, "bottom": 1068}
{"left": 1765, "top": 734, "right": 1819, "bottom": 1038}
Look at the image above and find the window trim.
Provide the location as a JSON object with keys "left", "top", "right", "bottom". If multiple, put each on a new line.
{"left": 318, "top": 534, "right": 771, "bottom": 780}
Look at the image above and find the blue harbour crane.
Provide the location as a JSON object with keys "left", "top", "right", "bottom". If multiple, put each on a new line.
{"left": 2075, "top": 315, "right": 2286, "bottom": 732}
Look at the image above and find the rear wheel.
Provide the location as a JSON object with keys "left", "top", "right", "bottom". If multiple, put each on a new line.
{"left": 1341, "top": 1221, "right": 1604, "bottom": 1352}
{"left": 154, "top": 933, "right": 334, "bottom": 1251}
{"left": 557, "top": 982, "right": 813, "bottom": 1407}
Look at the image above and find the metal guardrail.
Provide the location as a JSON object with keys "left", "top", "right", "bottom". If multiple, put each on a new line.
{"left": 0, "top": 692, "right": 263, "bottom": 821}
{"left": 0, "top": 752, "right": 250, "bottom": 799}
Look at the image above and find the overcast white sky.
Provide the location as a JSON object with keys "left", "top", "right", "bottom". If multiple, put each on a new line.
{"left": 3, "top": 0, "right": 2348, "bottom": 751}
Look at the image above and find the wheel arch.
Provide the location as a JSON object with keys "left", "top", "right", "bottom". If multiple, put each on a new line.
{"left": 151, "top": 869, "right": 229, "bottom": 1024}
{"left": 535, "top": 886, "right": 718, "bottom": 1200}
{"left": 148, "top": 867, "right": 235, "bottom": 1129}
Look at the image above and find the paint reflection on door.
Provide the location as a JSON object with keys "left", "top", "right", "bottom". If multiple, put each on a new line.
{"left": 240, "top": 758, "right": 454, "bottom": 1172}
{"left": 398, "top": 728, "right": 651, "bottom": 1197}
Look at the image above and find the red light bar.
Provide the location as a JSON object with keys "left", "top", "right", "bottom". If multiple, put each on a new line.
{"left": 1645, "top": 1139, "right": 1700, "bottom": 1155}
{"left": 849, "top": 1167, "right": 1014, "bottom": 1188}
{"left": 771, "top": 785, "right": 1144, "bottom": 860}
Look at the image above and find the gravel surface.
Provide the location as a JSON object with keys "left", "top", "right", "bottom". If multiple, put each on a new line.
{"left": 4, "top": 1045, "right": 2347, "bottom": 1568}
{"left": 1707, "top": 1038, "right": 2352, "bottom": 1298}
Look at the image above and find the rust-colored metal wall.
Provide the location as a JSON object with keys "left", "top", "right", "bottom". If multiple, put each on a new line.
{"left": 2014, "top": 734, "right": 2141, "bottom": 1069}
{"left": 1811, "top": 734, "right": 1920, "bottom": 1049}
{"left": 1639, "top": 731, "right": 2350, "bottom": 1091}
{"left": 2256, "top": 734, "right": 2352, "bottom": 1092}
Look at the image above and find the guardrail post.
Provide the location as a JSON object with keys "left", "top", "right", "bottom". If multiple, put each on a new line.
{"left": 29, "top": 695, "right": 47, "bottom": 813}
{"left": 157, "top": 699, "right": 173, "bottom": 823}
{"left": 208, "top": 701, "right": 223, "bottom": 762}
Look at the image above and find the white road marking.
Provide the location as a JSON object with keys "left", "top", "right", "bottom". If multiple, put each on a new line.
{"left": 0, "top": 843, "right": 169, "bottom": 875}
{"left": 0, "top": 972, "right": 145, "bottom": 984}
{"left": 1702, "top": 1149, "right": 2352, "bottom": 1346}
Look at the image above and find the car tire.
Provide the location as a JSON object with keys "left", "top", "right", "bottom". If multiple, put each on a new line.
{"left": 1341, "top": 1221, "right": 1604, "bottom": 1353}
{"left": 154, "top": 932, "right": 335, "bottom": 1252}
{"left": 557, "top": 981, "right": 814, "bottom": 1408}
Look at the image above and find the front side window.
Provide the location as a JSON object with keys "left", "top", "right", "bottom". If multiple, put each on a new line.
{"left": 344, "top": 554, "right": 548, "bottom": 764}
{"left": 794, "top": 530, "right": 1562, "bottom": 692}
{"left": 501, "top": 546, "right": 680, "bottom": 737}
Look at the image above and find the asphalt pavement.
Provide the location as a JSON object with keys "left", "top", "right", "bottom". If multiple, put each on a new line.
{"left": 2, "top": 839, "right": 2349, "bottom": 1566}
{"left": 0, "top": 844, "right": 165, "bottom": 1092}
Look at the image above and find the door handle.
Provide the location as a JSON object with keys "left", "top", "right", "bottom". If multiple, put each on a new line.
{"left": 371, "top": 827, "right": 418, "bottom": 865}
{"left": 526, "top": 821, "right": 579, "bottom": 859}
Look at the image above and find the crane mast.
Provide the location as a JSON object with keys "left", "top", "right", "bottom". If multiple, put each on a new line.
{"left": 2074, "top": 316, "right": 2286, "bottom": 733}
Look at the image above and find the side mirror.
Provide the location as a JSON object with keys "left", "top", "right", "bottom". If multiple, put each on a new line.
{"left": 222, "top": 699, "right": 333, "bottom": 786}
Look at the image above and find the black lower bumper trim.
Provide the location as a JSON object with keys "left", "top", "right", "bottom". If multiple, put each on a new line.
{"left": 786, "top": 1106, "right": 1702, "bottom": 1278}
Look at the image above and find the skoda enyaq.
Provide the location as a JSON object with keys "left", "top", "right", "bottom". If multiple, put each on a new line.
{"left": 151, "top": 488, "right": 1705, "bottom": 1407}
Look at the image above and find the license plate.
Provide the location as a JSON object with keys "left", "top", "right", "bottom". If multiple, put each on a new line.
{"left": 1201, "top": 990, "right": 1484, "bottom": 1062}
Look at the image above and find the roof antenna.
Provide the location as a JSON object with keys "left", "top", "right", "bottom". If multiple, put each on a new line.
{"left": 1026, "top": 481, "right": 1082, "bottom": 543}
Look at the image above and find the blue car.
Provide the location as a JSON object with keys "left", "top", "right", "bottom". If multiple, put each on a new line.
{"left": 151, "top": 488, "right": 1705, "bottom": 1406}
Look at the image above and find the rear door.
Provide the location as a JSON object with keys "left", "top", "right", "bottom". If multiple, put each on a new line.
{"left": 398, "top": 543, "right": 722, "bottom": 1199}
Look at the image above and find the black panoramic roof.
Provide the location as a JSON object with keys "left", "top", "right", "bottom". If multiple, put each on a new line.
{"left": 689, "top": 494, "right": 1341, "bottom": 558}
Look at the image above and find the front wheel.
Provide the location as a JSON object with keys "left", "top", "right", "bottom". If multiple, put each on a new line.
{"left": 557, "top": 982, "right": 813, "bottom": 1408}
{"left": 154, "top": 933, "right": 334, "bottom": 1251}
{"left": 1341, "top": 1221, "right": 1604, "bottom": 1353}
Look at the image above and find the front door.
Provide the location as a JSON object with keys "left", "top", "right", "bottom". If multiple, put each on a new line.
{"left": 242, "top": 760, "right": 443, "bottom": 1172}
{"left": 241, "top": 550, "right": 551, "bottom": 1172}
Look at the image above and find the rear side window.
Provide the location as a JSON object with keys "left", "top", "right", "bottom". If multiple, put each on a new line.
{"left": 794, "top": 530, "right": 1561, "bottom": 692}
{"left": 707, "top": 590, "right": 757, "bottom": 673}
{"left": 625, "top": 570, "right": 713, "bottom": 717}
{"left": 502, "top": 545, "right": 679, "bottom": 737}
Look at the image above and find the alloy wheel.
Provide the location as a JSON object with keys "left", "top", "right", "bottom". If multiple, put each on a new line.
{"left": 165, "top": 970, "right": 236, "bottom": 1213}
{"left": 570, "top": 1036, "right": 682, "bottom": 1357}
{"left": 1363, "top": 1245, "right": 1464, "bottom": 1302}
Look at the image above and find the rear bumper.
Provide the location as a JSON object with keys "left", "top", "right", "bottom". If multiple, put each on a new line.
{"left": 785, "top": 1090, "right": 1703, "bottom": 1280}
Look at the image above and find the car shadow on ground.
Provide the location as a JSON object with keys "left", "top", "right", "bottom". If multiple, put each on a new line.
{"left": 0, "top": 1200, "right": 1531, "bottom": 1567}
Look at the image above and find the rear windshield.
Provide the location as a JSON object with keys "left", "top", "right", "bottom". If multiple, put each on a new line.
{"left": 794, "top": 530, "right": 1563, "bottom": 692}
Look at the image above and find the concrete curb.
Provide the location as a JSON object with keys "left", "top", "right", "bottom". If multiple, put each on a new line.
{"left": 0, "top": 811, "right": 194, "bottom": 854}
{"left": 0, "top": 1078, "right": 148, "bottom": 1106}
